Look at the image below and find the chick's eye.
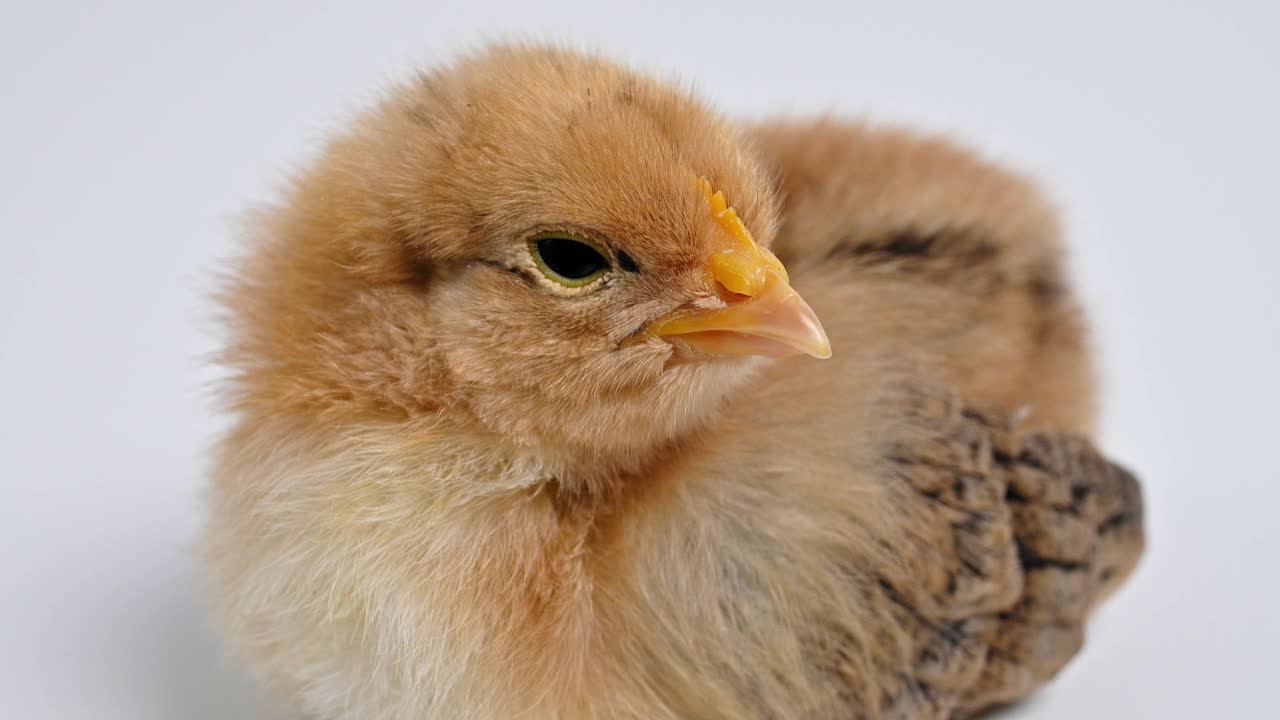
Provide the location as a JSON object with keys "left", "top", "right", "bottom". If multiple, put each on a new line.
{"left": 530, "top": 236, "right": 612, "bottom": 287}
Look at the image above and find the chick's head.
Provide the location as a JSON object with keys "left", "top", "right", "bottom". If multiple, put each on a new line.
{"left": 223, "top": 46, "right": 828, "bottom": 475}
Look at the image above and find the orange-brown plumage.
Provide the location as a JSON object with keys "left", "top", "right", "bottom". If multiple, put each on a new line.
{"left": 205, "top": 45, "right": 1142, "bottom": 719}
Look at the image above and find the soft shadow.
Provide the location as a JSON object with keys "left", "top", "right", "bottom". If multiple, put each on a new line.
{"left": 123, "top": 555, "right": 289, "bottom": 720}
{"left": 978, "top": 694, "right": 1045, "bottom": 719}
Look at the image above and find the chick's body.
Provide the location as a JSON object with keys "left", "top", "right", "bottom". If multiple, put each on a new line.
{"left": 206, "top": 46, "right": 1143, "bottom": 720}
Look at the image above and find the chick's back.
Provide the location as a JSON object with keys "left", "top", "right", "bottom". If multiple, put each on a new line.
{"left": 747, "top": 120, "right": 1094, "bottom": 435}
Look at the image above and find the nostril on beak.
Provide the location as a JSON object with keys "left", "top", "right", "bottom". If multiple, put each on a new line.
{"left": 713, "top": 280, "right": 752, "bottom": 304}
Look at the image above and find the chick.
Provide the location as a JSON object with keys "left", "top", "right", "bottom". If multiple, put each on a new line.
{"left": 205, "top": 45, "right": 1143, "bottom": 720}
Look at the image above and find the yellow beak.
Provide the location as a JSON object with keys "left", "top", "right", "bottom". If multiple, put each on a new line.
{"left": 648, "top": 235, "right": 832, "bottom": 360}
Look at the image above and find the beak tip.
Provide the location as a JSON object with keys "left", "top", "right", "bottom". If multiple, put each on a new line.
{"left": 802, "top": 333, "right": 832, "bottom": 360}
{"left": 798, "top": 315, "right": 832, "bottom": 360}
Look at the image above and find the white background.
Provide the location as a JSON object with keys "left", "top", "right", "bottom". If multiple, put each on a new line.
{"left": 2, "top": 2, "right": 1277, "bottom": 718}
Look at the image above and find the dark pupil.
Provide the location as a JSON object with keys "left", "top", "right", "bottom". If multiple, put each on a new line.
{"left": 538, "top": 237, "right": 608, "bottom": 279}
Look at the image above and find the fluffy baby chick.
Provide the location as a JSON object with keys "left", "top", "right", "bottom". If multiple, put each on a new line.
{"left": 205, "top": 45, "right": 1143, "bottom": 720}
